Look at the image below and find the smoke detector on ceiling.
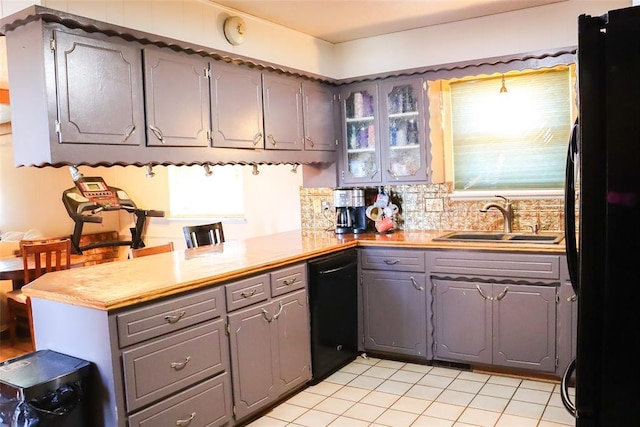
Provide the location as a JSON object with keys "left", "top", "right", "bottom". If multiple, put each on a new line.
{"left": 224, "top": 16, "right": 246, "bottom": 46}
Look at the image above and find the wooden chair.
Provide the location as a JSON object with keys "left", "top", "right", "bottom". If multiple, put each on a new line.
{"left": 183, "top": 222, "right": 225, "bottom": 248}
{"left": 131, "top": 242, "right": 174, "bottom": 258}
{"left": 6, "top": 238, "right": 72, "bottom": 349}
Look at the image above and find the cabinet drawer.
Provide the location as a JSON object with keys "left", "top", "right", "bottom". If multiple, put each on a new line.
{"left": 271, "top": 263, "right": 306, "bottom": 297}
{"left": 225, "top": 274, "right": 269, "bottom": 312}
{"left": 116, "top": 286, "right": 224, "bottom": 348}
{"left": 360, "top": 249, "right": 425, "bottom": 272}
{"left": 122, "top": 319, "right": 229, "bottom": 412}
{"left": 129, "top": 373, "right": 232, "bottom": 427}
{"left": 427, "top": 251, "right": 560, "bottom": 280}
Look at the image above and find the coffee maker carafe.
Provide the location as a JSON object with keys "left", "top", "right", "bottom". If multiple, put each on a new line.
{"left": 333, "top": 188, "right": 353, "bottom": 234}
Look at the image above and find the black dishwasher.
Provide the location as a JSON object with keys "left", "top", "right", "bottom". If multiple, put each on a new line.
{"left": 308, "top": 249, "right": 358, "bottom": 385}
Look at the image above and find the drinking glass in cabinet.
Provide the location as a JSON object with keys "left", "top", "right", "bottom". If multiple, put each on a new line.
{"left": 346, "top": 91, "right": 374, "bottom": 119}
{"left": 388, "top": 85, "right": 417, "bottom": 115}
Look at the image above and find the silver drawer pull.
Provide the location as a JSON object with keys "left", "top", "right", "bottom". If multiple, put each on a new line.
{"left": 164, "top": 311, "right": 186, "bottom": 324}
{"left": 496, "top": 286, "right": 509, "bottom": 301}
{"left": 283, "top": 277, "right": 297, "bottom": 286}
{"left": 175, "top": 412, "right": 196, "bottom": 426}
{"left": 383, "top": 259, "right": 400, "bottom": 265}
{"left": 568, "top": 294, "right": 577, "bottom": 302}
{"left": 170, "top": 356, "right": 191, "bottom": 370}
{"left": 410, "top": 276, "right": 424, "bottom": 291}
{"left": 241, "top": 289, "right": 256, "bottom": 298}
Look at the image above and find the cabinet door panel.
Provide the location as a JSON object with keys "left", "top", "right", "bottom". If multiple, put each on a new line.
{"left": 363, "top": 271, "right": 427, "bottom": 357}
{"left": 493, "top": 284, "right": 556, "bottom": 372}
{"left": 303, "top": 82, "right": 336, "bottom": 151}
{"left": 433, "top": 280, "right": 492, "bottom": 364}
{"left": 54, "top": 30, "right": 144, "bottom": 145}
{"left": 263, "top": 74, "right": 303, "bottom": 150}
{"left": 210, "top": 63, "right": 264, "bottom": 149}
{"left": 380, "top": 77, "right": 428, "bottom": 182}
{"left": 144, "top": 48, "right": 210, "bottom": 147}
{"left": 340, "top": 83, "right": 381, "bottom": 185}
{"left": 228, "top": 301, "right": 279, "bottom": 420}
{"left": 275, "top": 290, "right": 311, "bottom": 391}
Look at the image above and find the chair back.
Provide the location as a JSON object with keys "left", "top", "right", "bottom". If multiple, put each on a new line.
{"left": 21, "top": 238, "right": 72, "bottom": 284}
{"left": 131, "top": 242, "right": 174, "bottom": 258}
{"left": 183, "top": 222, "right": 225, "bottom": 248}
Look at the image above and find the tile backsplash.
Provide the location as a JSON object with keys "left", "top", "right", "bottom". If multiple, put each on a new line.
{"left": 300, "top": 183, "right": 566, "bottom": 233}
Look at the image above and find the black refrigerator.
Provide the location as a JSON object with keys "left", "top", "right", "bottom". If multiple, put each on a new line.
{"left": 563, "top": 6, "right": 640, "bottom": 426}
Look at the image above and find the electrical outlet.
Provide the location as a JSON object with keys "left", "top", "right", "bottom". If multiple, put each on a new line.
{"left": 321, "top": 200, "right": 332, "bottom": 211}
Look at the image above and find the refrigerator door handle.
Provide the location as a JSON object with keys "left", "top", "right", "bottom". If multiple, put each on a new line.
{"left": 561, "top": 358, "right": 577, "bottom": 417}
{"left": 564, "top": 119, "right": 580, "bottom": 293}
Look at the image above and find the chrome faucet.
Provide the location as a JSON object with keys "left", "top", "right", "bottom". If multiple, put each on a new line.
{"left": 480, "top": 195, "right": 514, "bottom": 233}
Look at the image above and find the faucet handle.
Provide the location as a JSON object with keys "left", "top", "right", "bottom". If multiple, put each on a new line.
{"left": 529, "top": 223, "right": 540, "bottom": 234}
{"left": 495, "top": 195, "right": 509, "bottom": 203}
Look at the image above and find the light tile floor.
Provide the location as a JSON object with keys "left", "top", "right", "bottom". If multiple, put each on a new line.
{"left": 248, "top": 356, "right": 576, "bottom": 427}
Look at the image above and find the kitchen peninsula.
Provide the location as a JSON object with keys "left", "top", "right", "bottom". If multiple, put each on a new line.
{"left": 23, "top": 230, "right": 570, "bottom": 427}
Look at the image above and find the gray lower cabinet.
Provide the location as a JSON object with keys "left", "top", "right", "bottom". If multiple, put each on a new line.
{"left": 226, "top": 265, "right": 311, "bottom": 422}
{"left": 114, "top": 285, "right": 233, "bottom": 426}
{"left": 359, "top": 248, "right": 428, "bottom": 358}
{"left": 432, "top": 280, "right": 556, "bottom": 372}
{"left": 143, "top": 47, "right": 211, "bottom": 147}
{"left": 428, "top": 251, "right": 561, "bottom": 374}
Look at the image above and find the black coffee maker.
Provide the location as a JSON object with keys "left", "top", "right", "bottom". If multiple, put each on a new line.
{"left": 333, "top": 188, "right": 353, "bottom": 234}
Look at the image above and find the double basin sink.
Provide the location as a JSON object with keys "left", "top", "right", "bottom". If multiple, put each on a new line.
{"left": 434, "top": 231, "right": 564, "bottom": 244}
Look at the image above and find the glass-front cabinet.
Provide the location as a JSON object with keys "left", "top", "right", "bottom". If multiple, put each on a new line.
{"left": 339, "top": 83, "right": 382, "bottom": 184}
{"left": 380, "top": 77, "right": 428, "bottom": 182}
{"left": 339, "top": 78, "right": 429, "bottom": 186}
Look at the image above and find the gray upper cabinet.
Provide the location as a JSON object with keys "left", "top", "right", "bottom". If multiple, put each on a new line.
{"left": 302, "top": 82, "right": 337, "bottom": 151}
{"left": 53, "top": 29, "right": 145, "bottom": 146}
{"left": 5, "top": 21, "right": 147, "bottom": 165}
{"left": 210, "top": 62, "right": 264, "bottom": 149}
{"left": 379, "top": 77, "right": 429, "bottom": 183}
{"left": 143, "top": 47, "right": 210, "bottom": 147}
{"left": 262, "top": 74, "right": 304, "bottom": 150}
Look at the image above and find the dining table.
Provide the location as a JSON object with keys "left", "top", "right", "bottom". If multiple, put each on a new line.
{"left": 0, "top": 253, "right": 86, "bottom": 290}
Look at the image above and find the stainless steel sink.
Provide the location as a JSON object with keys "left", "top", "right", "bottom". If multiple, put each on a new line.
{"left": 434, "top": 231, "right": 564, "bottom": 244}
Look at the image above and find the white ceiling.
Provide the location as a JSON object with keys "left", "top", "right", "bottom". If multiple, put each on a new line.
{"left": 212, "top": 0, "right": 565, "bottom": 43}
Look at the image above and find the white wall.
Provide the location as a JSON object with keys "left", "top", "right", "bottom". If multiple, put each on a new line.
{"left": 333, "top": 0, "right": 631, "bottom": 79}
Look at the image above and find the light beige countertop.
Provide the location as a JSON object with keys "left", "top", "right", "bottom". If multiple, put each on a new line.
{"left": 22, "top": 230, "right": 566, "bottom": 311}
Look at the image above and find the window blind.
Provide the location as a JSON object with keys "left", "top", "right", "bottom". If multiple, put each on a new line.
{"left": 450, "top": 68, "right": 572, "bottom": 192}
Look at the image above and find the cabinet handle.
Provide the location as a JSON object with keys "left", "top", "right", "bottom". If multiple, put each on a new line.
{"left": 387, "top": 169, "right": 399, "bottom": 180}
{"left": 175, "top": 412, "right": 196, "bottom": 426}
{"left": 122, "top": 125, "right": 135, "bottom": 143}
{"left": 253, "top": 132, "right": 263, "bottom": 146}
{"left": 170, "top": 356, "right": 191, "bottom": 370}
{"left": 410, "top": 276, "right": 424, "bottom": 291}
{"left": 383, "top": 259, "right": 400, "bottom": 265}
{"left": 306, "top": 136, "right": 315, "bottom": 147}
{"left": 149, "top": 125, "right": 164, "bottom": 144}
{"left": 240, "top": 289, "right": 256, "bottom": 298}
{"left": 164, "top": 311, "right": 186, "bottom": 324}
{"left": 267, "top": 134, "right": 278, "bottom": 146}
{"left": 282, "top": 277, "right": 297, "bottom": 286}
{"left": 369, "top": 170, "right": 379, "bottom": 180}
{"left": 496, "top": 286, "right": 509, "bottom": 301}
{"left": 272, "top": 301, "right": 284, "bottom": 320}
{"left": 475, "top": 284, "right": 492, "bottom": 301}
{"left": 568, "top": 294, "right": 577, "bottom": 302}
{"left": 261, "top": 308, "right": 273, "bottom": 322}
